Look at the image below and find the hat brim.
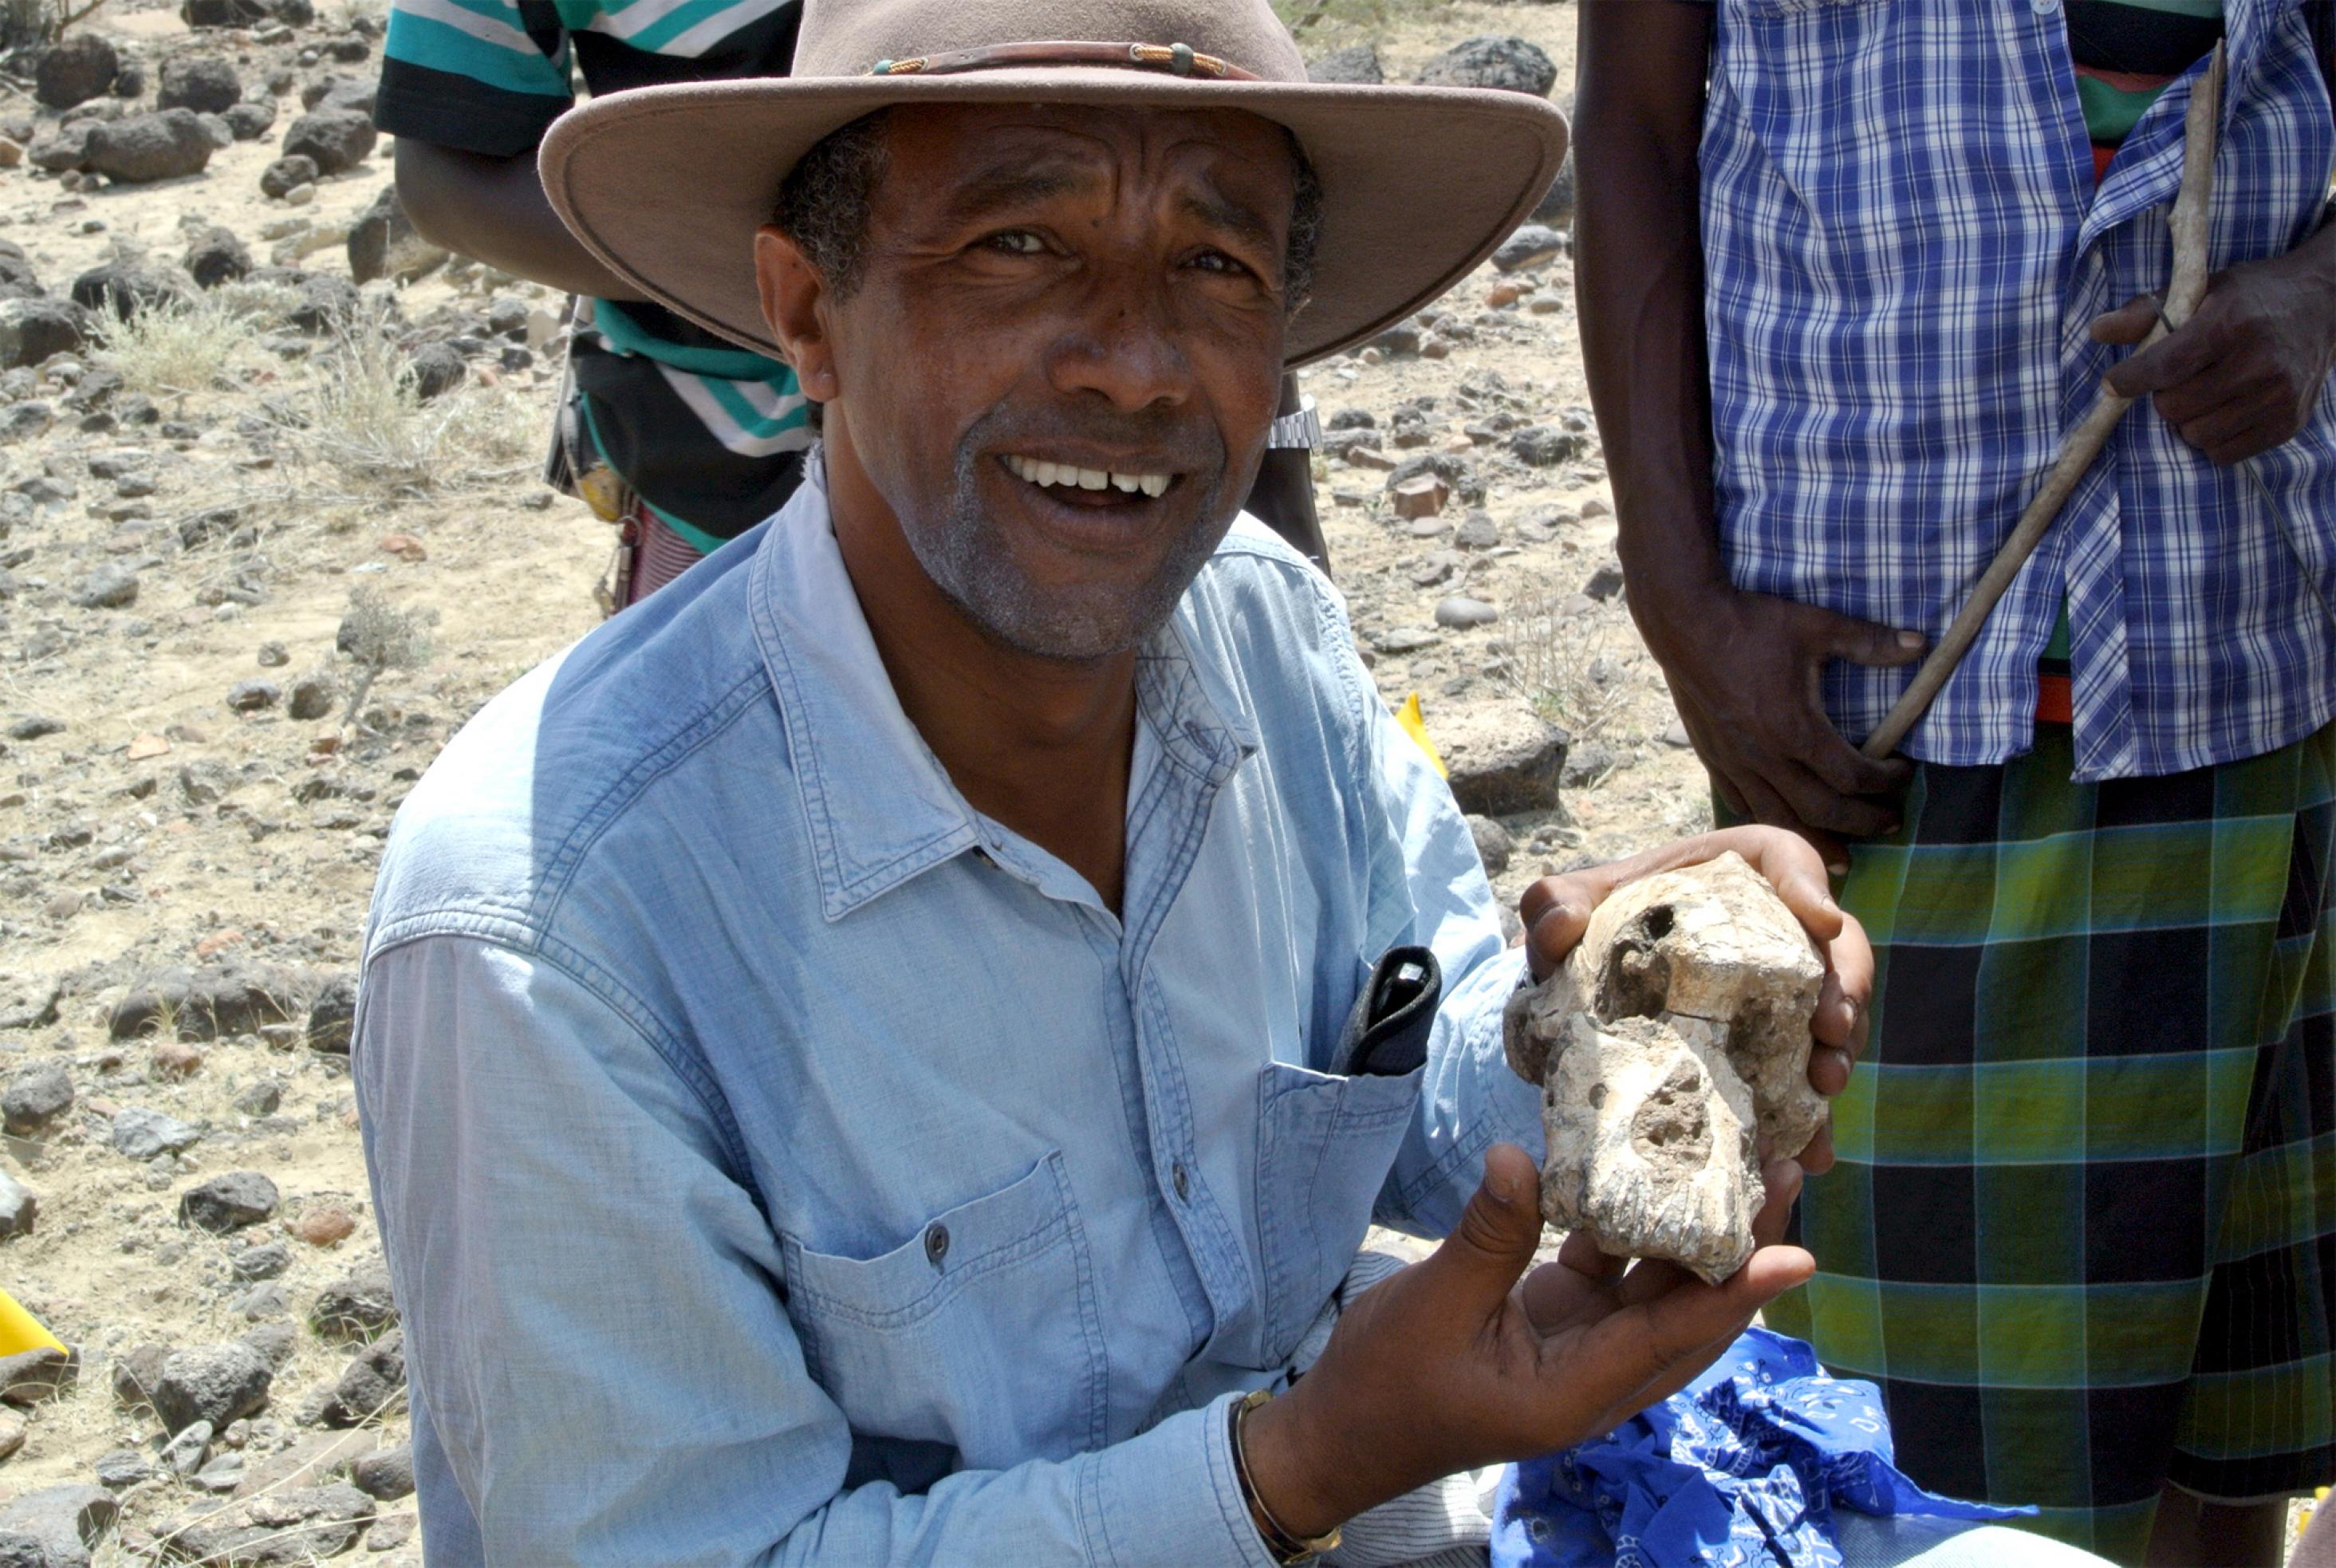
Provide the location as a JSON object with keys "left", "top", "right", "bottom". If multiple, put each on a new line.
{"left": 538, "top": 70, "right": 1568, "bottom": 368}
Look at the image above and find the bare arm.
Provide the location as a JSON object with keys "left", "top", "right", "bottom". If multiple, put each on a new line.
{"left": 393, "top": 138, "right": 648, "bottom": 302}
{"left": 1574, "top": 0, "right": 1919, "bottom": 862}
{"left": 1574, "top": 0, "right": 1724, "bottom": 619}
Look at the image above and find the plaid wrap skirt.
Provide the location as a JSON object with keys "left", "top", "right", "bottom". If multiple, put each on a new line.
{"left": 1752, "top": 723, "right": 2336, "bottom": 1562}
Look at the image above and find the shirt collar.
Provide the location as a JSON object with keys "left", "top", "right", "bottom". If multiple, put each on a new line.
{"left": 747, "top": 455, "right": 1259, "bottom": 923}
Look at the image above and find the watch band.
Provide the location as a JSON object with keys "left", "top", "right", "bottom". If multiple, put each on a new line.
{"left": 1265, "top": 396, "right": 1322, "bottom": 450}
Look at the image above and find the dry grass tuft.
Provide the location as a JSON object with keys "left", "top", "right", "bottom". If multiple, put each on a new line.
{"left": 281, "top": 319, "right": 535, "bottom": 497}
{"left": 1498, "top": 577, "right": 1651, "bottom": 746}
{"left": 93, "top": 294, "right": 269, "bottom": 400}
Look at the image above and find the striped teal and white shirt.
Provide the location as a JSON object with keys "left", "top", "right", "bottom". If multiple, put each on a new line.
{"left": 376, "top": 0, "right": 813, "bottom": 547}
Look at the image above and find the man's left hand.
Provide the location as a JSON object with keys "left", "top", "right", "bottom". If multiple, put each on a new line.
{"left": 1515, "top": 825, "right": 1871, "bottom": 1174}
{"left": 2094, "top": 229, "right": 2336, "bottom": 466}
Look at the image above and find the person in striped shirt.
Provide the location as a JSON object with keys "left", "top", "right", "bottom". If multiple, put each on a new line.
{"left": 372, "top": 0, "right": 1334, "bottom": 610}
{"left": 376, "top": 0, "right": 815, "bottom": 609}
{"left": 1575, "top": 0, "right": 2336, "bottom": 1563}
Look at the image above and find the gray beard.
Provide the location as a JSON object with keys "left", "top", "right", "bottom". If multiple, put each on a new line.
{"left": 902, "top": 424, "right": 1236, "bottom": 664}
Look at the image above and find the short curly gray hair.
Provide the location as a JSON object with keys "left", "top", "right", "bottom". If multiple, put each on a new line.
{"left": 772, "top": 109, "right": 1325, "bottom": 310}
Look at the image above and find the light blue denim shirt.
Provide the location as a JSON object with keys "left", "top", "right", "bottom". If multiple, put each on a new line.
{"left": 352, "top": 461, "right": 1542, "bottom": 1566}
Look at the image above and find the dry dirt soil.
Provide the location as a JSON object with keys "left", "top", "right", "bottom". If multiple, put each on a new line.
{"left": 0, "top": 1, "right": 1711, "bottom": 1561}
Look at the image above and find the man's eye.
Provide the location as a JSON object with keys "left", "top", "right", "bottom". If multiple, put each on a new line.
{"left": 1188, "top": 250, "right": 1256, "bottom": 279}
{"left": 984, "top": 230, "right": 1047, "bottom": 256}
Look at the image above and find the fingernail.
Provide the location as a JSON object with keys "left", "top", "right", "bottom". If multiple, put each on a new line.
{"left": 1897, "top": 630, "right": 1925, "bottom": 649}
{"left": 1826, "top": 860, "right": 1849, "bottom": 877}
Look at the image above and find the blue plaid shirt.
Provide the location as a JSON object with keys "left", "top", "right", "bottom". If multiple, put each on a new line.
{"left": 1700, "top": 0, "right": 2336, "bottom": 780}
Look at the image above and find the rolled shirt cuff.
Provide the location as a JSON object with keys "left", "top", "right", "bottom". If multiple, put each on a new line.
{"left": 1081, "top": 1393, "right": 1279, "bottom": 1568}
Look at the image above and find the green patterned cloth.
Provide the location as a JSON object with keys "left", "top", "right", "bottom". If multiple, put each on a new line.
{"left": 1742, "top": 723, "right": 2336, "bottom": 1563}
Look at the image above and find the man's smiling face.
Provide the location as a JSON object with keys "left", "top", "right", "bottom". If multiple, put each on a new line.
{"left": 759, "top": 103, "right": 1301, "bottom": 661}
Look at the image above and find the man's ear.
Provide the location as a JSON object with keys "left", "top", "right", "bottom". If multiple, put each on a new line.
{"left": 754, "top": 225, "right": 839, "bottom": 407}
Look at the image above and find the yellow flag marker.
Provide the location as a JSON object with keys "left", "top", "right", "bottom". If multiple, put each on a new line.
{"left": 0, "top": 1286, "right": 64, "bottom": 1358}
{"left": 1395, "top": 692, "right": 1446, "bottom": 778}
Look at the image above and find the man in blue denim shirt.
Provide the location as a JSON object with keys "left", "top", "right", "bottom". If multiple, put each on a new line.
{"left": 350, "top": 2, "right": 1878, "bottom": 1562}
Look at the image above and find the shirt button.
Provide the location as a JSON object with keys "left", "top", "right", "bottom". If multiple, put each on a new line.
{"left": 1172, "top": 1163, "right": 1191, "bottom": 1201}
{"left": 924, "top": 1223, "right": 949, "bottom": 1268}
{"left": 2031, "top": 0, "right": 2059, "bottom": 13}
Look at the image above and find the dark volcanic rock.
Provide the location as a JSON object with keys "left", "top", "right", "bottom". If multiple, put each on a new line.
{"left": 286, "top": 273, "right": 359, "bottom": 333}
{"left": 111, "top": 1343, "right": 168, "bottom": 1411}
{"left": 0, "top": 241, "right": 44, "bottom": 303}
{"left": 286, "top": 670, "right": 337, "bottom": 721}
{"left": 108, "top": 963, "right": 314, "bottom": 1042}
{"left": 0, "top": 299, "right": 85, "bottom": 368}
{"left": 33, "top": 34, "right": 118, "bottom": 110}
{"left": 310, "top": 1267, "right": 397, "bottom": 1342}
{"left": 2, "top": 1062, "right": 70, "bottom": 1137}
{"left": 349, "top": 1446, "right": 412, "bottom": 1501}
{"left": 279, "top": 108, "right": 373, "bottom": 175}
{"left": 1444, "top": 718, "right": 1570, "bottom": 817}
{"left": 158, "top": 1482, "right": 370, "bottom": 1566}
{"left": 1414, "top": 35, "right": 1557, "bottom": 97}
{"left": 152, "top": 1342, "right": 272, "bottom": 1435}
{"left": 183, "top": 225, "right": 250, "bottom": 289}
{"left": 305, "top": 973, "right": 355, "bottom": 1054}
{"left": 66, "top": 563, "right": 138, "bottom": 608}
{"left": 1508, "top": 424, "right": 1589, "bottom": 467}
{"left": 181, "top": 0, "right": 270, "bottom": 26}
{"left": 179, "top": 1170, "right": 279, "bottom": 1233}
{"left": 316, "top": 1331, "right": 402, "bottom": 1427}
{"left": 297, "top": 73, "right": 373, "bottom": 115}
{"left": 220, "top": 98, "right": 275, "bottom": 140}
{"left": 258, "top": 152, "right": 314, "bottom": 199}
{"left": 84, "top": 109, "right": 218, "bottom": 183}
{"left": 25, "top": 122, "right": 95, "bottom": 173}
{"left": 0, "top": 1348, "right": 75, "bottom": 1407}
{"left": 0, "top": 1483, "right": 116, "bottom": 1567}
{"left": 1306, "top": 43, "right": 1381, "bottom": 84}
{"left": 1492, "top": 223, "right": 1565, "bottom": 274}
{"left": 404, "top": 341, "right": 463, "bottom": 401}
{"left": 156, "top": 56, "right": 242, "bottom": 115}
{"left": 225, "top": 678, "right": 279, "bottom": 712}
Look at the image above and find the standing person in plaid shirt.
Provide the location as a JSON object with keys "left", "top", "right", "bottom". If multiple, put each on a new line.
{"left": 1574, "top": 0, "right": 2336, "bottom": 1562}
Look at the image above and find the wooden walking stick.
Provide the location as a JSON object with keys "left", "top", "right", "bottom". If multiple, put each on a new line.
{"left": 1861, "top": 43, "right": 2225, "bottom": 761}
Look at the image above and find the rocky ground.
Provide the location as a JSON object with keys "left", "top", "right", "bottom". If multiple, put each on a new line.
{"left": 0, "top": 2, "right": 1712, "bottom": 1562}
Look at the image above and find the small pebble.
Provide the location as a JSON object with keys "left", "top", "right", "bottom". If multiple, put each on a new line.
{"left": 1434, "top": 596, "right": 1500, "bottom": 631}
{"left": 292, "top": 1206, "right": 357, "bottom": 1247}
{"left": 151, "top": 1040, "right": 203, "bottom": 1079}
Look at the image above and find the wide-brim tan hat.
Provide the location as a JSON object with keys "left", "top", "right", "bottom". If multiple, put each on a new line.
{"left": 538, "top": 0, "right": 1568, "bottom": 368}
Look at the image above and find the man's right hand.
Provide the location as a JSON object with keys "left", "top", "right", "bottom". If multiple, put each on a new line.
{"left": 1236, "top": 1144, "right": 1813, "bottom": 1540}
{"left": 1650, "top": 581, "right": 1925, "bottom": 868}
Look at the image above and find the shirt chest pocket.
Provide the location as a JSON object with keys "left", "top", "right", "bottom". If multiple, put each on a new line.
{"left": 1251, "top": 1061, "right": 1424, "bottom": 1367}
{"left": 780, "top": 1151, "right": 1107, "bottom": 1471}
